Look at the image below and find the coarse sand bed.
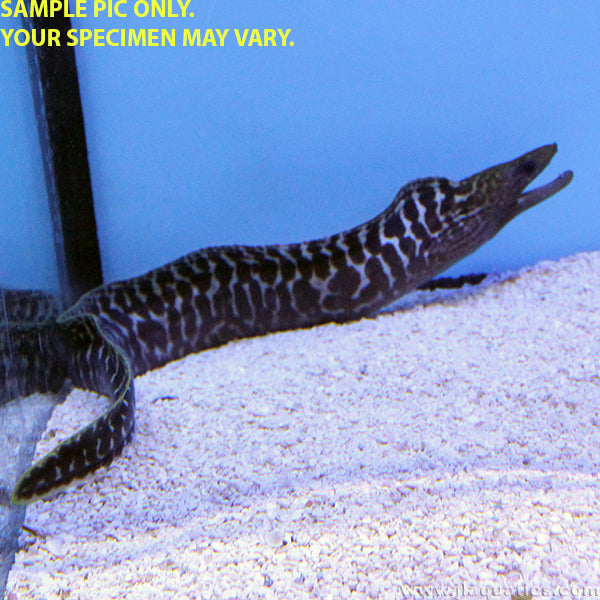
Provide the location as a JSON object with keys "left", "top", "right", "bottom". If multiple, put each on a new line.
{"left": 6, "top": 251, "right": 600, "bottom": 599}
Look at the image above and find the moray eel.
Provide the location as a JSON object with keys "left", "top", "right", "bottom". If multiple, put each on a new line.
{"left": 2, "top": 143, "right": 572, "bottom": 505}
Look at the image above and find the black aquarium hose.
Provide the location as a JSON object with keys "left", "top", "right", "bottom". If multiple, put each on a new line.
{"left": 21, "top": 15, "right": 103, "bottom": 307}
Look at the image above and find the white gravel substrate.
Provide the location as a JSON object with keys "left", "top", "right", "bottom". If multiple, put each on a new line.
{"left": 6, "top": 251, "right": 600, "bottom": 600}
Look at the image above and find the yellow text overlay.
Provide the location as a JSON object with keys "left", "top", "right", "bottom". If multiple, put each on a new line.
{"left": 0, "top": 27, "right": 294, "bottom": 47}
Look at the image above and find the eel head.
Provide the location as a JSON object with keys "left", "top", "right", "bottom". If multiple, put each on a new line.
{"left": 464, "top": 143, "right": 574, "bottom": 227}
{"left": 422, "top": 143, "right": 573, "bottom": 273}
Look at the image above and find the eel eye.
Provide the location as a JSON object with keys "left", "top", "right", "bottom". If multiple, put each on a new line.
{"left": 519, "top": 159, "right": 537, "bottom": 177}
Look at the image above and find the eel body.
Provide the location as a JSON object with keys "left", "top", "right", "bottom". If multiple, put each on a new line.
{"left": 3, "top": 143, "right": 573, "bottom": 504}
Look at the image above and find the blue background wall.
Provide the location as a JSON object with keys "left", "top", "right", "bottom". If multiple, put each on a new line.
{"left": 1, "top": 2, "right": 598, "bottom": 291}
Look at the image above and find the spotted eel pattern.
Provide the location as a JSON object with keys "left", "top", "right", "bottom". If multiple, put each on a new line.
{"left": 2, "top": 144, "right": 572, "bottom": 504}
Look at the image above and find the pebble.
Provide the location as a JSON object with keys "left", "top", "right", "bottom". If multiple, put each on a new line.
{"left": 536, "top": 532, "right": 549, "bottom": 545}
{"left": 265, "top": 530, "right": 284, "bottom": 548}
{"left": 549, "top": 523, "right": 563, "bottom": 535}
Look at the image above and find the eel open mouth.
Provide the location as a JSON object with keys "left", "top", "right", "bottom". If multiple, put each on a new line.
{"left": 518, "top": 169, "right": 574, "bottom": 212}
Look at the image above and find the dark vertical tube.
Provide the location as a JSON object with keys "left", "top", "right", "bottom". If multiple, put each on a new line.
{"left": 21, "top": 16, "right": 103, "bottom": 307}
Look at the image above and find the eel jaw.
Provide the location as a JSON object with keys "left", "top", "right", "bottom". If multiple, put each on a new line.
{"left": 503, "top": 143, "right": 573, "bottom": 221}
{"left": 517, "top": 168, "right": 574, "bottom": 213}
